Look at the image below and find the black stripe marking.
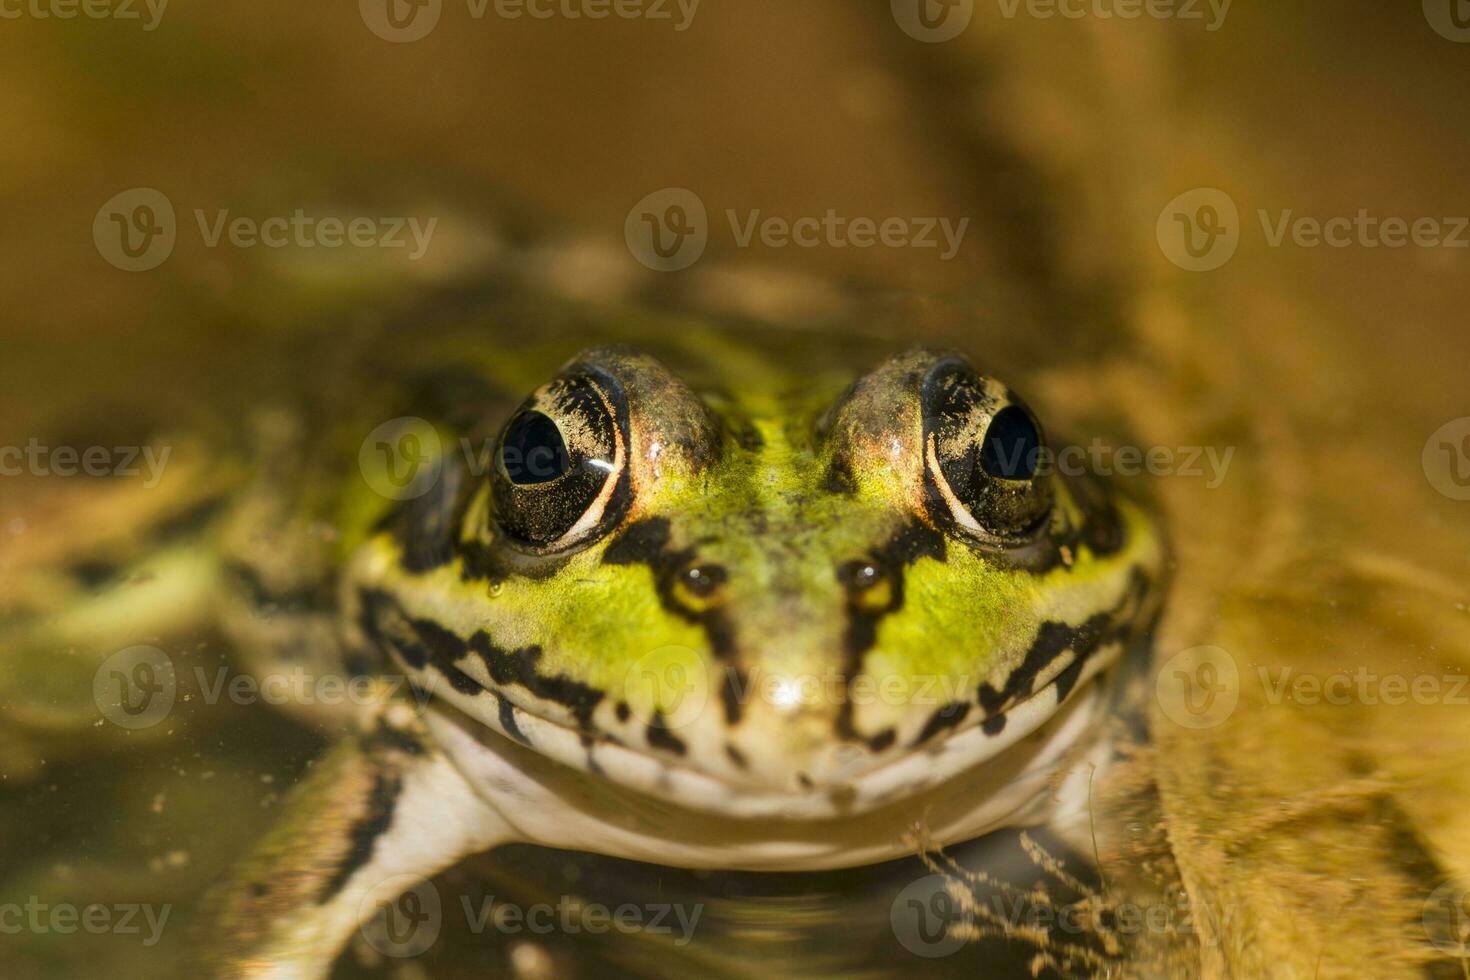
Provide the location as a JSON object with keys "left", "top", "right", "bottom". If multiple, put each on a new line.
{"left": 603, "top": 516, "right": 740, "bottom": 721}
{"left": 498, "top": 696, "right": 531, "bottom": 746}
{"left": 467, "top": 633, "right": 604, "bottom": 732}
{"left": 835, "top": 519, "right": 946, "bottom": 749}
{"left": 360, "top": 588, "right": 605, "bottom": 732}
{"left": 916, "top": 701, "right": 973, "bottom": 745}
{"left": 977, "top": 568, "right": 1149, "bottom": 721}
{"left": 319, "top": 769, "right": 402, "bottom": 903}
{"left": 645, "top": 711, "right": 687, "bottom": 756}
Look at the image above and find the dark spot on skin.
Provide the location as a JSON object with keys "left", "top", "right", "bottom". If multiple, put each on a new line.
{"left": 725, "top": 744, "right": 748, "bottom": 769}
{"left": 249, "top": 882, "right": 268, "bottom": 899}
{"left": 824, "top": 459, "right": 858, "bottom": 495}
{"left": 982, "top": 714, "right": 1007, "bottom": 736}
{"left": 730, "top": 420, "right": 764, "bottom": 451}
{"left": 646, "top": 712, "right": 687, "bottom": 756}
{"left": 719, "top": 668, "right": 746, "bottom": 726}
{"left": 498, "top": 696, "right": 530, "bottom": 746}
{"left": 69, "top": 559, "right": 122, "bottom": 591}
{"left": 878, "top": 519, "right": 948, "bottom": 568}
{"left": 370, "top": 718, "right": 428, "bottom": 757}
{"left": 602, "top": 517, "right": 674, "bottom": 568}
{"left": 318, "top": 768, "right": 402, "bottom": 903}
{"left": 868, "top": 728, "right": 896, "bottom": 753}
{"left": 796, "top": 773, "right": 814, "bottom": 790}
{"left": 228, "top": 561, "right": 333, "bottom": 614}
{"left": 615, "top": 701, "right": 631, "bottom": 723}
{"left": 377, "top": 456, "right": 468, "bottom": 574}
{"left": 916, "top": 701, "right": 973, "bottom": 745}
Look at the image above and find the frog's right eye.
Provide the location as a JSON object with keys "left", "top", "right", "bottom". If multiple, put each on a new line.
{"left": 490, "top": 371, "right": 628, "bottom": 551}
{"left": 920, "top": 357, "right": 1053, "bottom": 543}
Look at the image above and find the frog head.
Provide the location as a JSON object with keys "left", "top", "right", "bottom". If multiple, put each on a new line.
{"left": 353, "top": 345, "right": 1163, "bottom": 817}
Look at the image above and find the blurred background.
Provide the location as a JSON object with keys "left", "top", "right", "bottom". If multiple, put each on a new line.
{"left": 2, "top": 2, "right": 1469, "bottom": 977}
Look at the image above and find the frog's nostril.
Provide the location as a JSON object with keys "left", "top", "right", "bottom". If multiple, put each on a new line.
{"left": 839, "top": 561, "right": 882, "bottom": 591}
{"left": 680, "top": 563, "right": 727, "bottom": 598}
{"left": 837, "top": 559, "right": 896, "bottom": 613}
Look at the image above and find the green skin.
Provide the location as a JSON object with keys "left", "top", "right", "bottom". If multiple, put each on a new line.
{"left": 0, "top": 320, "right": 1163, "bottom": 975}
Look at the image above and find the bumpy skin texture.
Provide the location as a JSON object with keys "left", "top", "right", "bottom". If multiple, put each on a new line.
{"left": 181, "top": 323, "right": 1164, "bottom": 976}
{"left": 346, "top": 342, "right": 1162, "bottom": 800}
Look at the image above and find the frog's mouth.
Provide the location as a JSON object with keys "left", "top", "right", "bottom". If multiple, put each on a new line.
{"left": 412, "top": 639, "right": 1124, "bottom": 824}
{"left": 419, "top": 665, "right": 1117, "bottom": 871}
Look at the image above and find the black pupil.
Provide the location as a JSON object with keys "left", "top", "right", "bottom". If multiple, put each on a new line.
{"left": 501, "top": 411, "right": 570, "bottom": 485}
{"left": 979, "top": 406, "right": 1040, "bottom": 480}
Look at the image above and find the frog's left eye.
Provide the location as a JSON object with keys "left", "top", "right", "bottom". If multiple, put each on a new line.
{"left": 921, "top": 358, "right": 1053, "bottom": 541}
{"left": 491, "top": 370, "right": 627, "bottom": 550}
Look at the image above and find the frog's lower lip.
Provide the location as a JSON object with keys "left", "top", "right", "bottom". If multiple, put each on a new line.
{"left": 425, "top": 651, "right": 1116, "bottom": 823}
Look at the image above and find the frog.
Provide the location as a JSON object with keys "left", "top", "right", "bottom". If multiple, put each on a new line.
{"left": 61, "top": 306, "right": 1143, "bottom": 977}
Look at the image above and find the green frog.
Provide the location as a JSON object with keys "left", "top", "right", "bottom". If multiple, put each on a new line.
{"left": 10, "top": 300, "right": 1161, "bottom": 974}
